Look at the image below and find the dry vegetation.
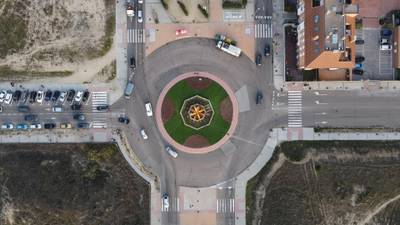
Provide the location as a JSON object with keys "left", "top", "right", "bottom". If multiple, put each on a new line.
{"left": 0, "top": 0, "right": 115, "bottom": 78}
{"left": 247, "top": 141, "right": 400, "bottom": 225}
{"left": 0, "top": 143, "right": 149, "bottom": 225}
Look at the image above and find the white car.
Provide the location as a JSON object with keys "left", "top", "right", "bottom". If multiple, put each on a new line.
{"left": 36, "top": 90, "right": 44, "bottom": 104}
{"left": 162, "top": 193, "right": 169, "bottom": 210}
{"left": 145, "top": 102, "right": 153, "bottom": 117}
{"left": 59, "top": 91, "right": 67, "bottom": 103}
{"left": 137, "top": 10, "right": 143, "bottom": 23}
{"left": 140, "top": 129, "right": 148, "bottom": 140}
{"left": 75, "top": 91, "right": 83, "bottom": 102}
{"left": 165, "top": 146, "right": 178, "bottom": 158}
{"left": 138, "top": 0, "right": 143, "bottom": 3}
{"left": 4, "top": 92, "right": 12, "bottom": 104}
{"left": 30, "top": 123, "right": 42, "bottom": 129}
{"left": 0, "top": 90, "right": 6, "bottom": 103}
{"left": 1, "top": 123, "right": 13, "bottom": 129}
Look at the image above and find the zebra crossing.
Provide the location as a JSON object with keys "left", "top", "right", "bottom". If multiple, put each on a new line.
{"left": 91, "top": 92, "right": 108, "bottom": 129}
{"left": 161, "top": 197, "right": 180, "bottom": 212}
{"left": 255, "top": 23, "right": 273, "bottom": 38}
{"left": 288, "top": 91, "right": 302, "bottom": 128}
{"left": 127, "top": 29, "right": 145, "bottom": 43}
{"left": 216, "top": 198, "right": 235, "bottom": 213}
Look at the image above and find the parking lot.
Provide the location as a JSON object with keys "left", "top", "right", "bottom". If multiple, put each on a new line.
{"left": 0, "top": 88, "right": 121, "bottom": 131}
{"left": 357, "top": 28, "right": 393, "bottom": 80}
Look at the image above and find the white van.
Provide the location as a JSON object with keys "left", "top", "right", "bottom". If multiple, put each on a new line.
{"left": 52, "top": 106, "right": 63, "bottom": 112}
{"left": 145, "top": 102, "right": 153, "bottom": 117}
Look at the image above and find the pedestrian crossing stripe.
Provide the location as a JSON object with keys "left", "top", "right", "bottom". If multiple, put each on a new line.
{"left": 288, "top": 91, "right": 302, "bottom": 128}
{"left": 216, "top": 198, "right": 235, "bottom": 213}
{"left": 127, "top": 29, "right": 145, "bottom": 43}
{"left": 255, "top": 23, "right": 273, "bottom": 38}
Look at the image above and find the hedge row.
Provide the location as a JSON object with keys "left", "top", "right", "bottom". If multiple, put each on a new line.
{"left": 197, "top": 4, "right": 209, "bottom": 18}
{"left": 177, "top": 1, "right": 188, "bottom": 16}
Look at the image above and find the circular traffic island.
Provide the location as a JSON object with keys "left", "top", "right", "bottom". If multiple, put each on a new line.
{"left": 156, "top": 72, "right": 238, "bottom": 154}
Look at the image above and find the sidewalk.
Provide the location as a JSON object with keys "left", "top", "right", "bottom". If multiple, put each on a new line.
{"left": 271, "top": 0, "right": 285, "bottom": 90}
{"left": 234, "top": 127, "right": 400, "bottom": 225}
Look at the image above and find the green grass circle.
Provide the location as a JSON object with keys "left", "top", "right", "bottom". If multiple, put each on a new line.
{"left": 163, "top": 79, "right": 231, "bottom": 146}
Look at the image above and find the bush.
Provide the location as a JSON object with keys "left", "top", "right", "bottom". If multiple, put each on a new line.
{"left": 197, "top": 4, "right": 209, "bottom": 18}
{"left": 161, "top": 0, "right": 168, "bottom": 10}
{"left": 177, "top": 1, "right": 188, "bottom": 16}
{"left": 222, "top": 1, "right": 243, "bottom": 9}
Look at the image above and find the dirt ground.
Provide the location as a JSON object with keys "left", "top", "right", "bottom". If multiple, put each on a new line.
{"left": 0, "top": 143, "right": 149, "bottom": 225}
{"left": 219, "top": 97, "right": 233, "bottom": 122}
{"left": 183, "top": 134, "right": 210, "bottom": 148}
{"left": 247, "top": 141, "right": 400, "bottom": 225}
{"left": 186, "top": 77, "right": 212, "bottom": 90}
{"left": 0, "top": 0, "right": 115, "bottom": 79}
{"left": 162, "top": 96, "right": 175, "bottom": 123}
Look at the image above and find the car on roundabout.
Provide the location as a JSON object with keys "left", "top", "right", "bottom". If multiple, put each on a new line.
{"left": 165, "top": 146, "right": 178, "bottom": 158}
{"left": 140, "top": 129, "right": 148, "bottom": 140}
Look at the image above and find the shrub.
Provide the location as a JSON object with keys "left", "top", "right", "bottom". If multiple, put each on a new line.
{"left": 222, "top": 1, "right": 243, "bottom": 9}
{"left": 197, "top": 4, "right": 209, "bottom": 18}
{"left": 161, "top": 0, "right": 168, "bottom": 10}
{"left": 177, "top": 1, "right": 188, "bottom": 16}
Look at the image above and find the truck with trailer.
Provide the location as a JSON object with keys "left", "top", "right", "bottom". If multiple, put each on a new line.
{"left": 215, "top": 34, "right": 241, "bottom": 57}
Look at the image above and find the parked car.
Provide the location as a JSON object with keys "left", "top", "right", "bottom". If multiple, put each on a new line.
{"left": 256, "top": 54, "right": 262, "bottom": 66}
{"left": 96, "top": 105, "right": 109, "bottom": 111}
{"left": 130, "top": 56, "right": 136, "bottom": 69}
{"left": 355, "top": 39, "right": 364, "bottom": 45}
{"left": 59, "top": 91, "right": 67, "bottom": 103}
{"left": 0, "top": 90, "right": 6, "bottom": 103}
{"left": 138, "top": 0, "right": 143, "bottom": 3}
{"left": 355, "top": 56, "right": 365, "bottom": 63}
{"left": 67, "top": 89, "right": 75, "bottom": 103}
{"left": 21, "top": 90, "right": 29, "bottom": 103}
{"left": 145, "top": 102, "right": 153, "bottom": 117}
{"left": 16, "top": 124, "right": 29, "bottom": 130}
{"left": 29, "top": 91, "right": 37, "bottom": 103}
{"left": 352, "top": 68, "right": 364, "bottom": 75}
{"left": 140, "top": 128, "right": 148, "bottom": 140}
{"left": 30, "top": 123, "right": 42, "bottom": 129}
{"left": 75, "top": 91, "right": 83, "bottom": 102}
{"left": 24, "top": 114, "right": 38, "bottom": 122}
{"left": 82, "top": 90, "right": 90, "bottom": 103}
{"left": 1, "top": 123, "right": 13, "bottom": 129}
{"left": 71, "top": 104, "right": 82, "bottom": 110}
{"left": 73, "top": 113, "right": 85, "bottom": 121}
{"left": 17, "top": 106, "right": 30, "bottom": 112}
{"left": 77, "top": 122, "right": 91, "bottom": 128}
{"left": 256, "top": 91, "right": 263, "bottom": 104}
{"left": 124, "top": 81, "right": 134, "bottom": 99}
{"left": 52, "top": 90, "right": 60, "bottom": 102}
{"left": 60, "top": 123, "right": 72, "bottom": 129}
{"left": 162, "top": 193, "right": 169, "bottom": 210}
{"left": 36, "top": 90, "right": 44, "bottom": 104}
{"left": 264, "top": 44, "right": 270, "bottom": 56}
{"left": 137, "top": 10, "right": 143, "bottom": 23}
{"left": 44, "top": 123, "right": 56, "bottom": 129}
{"left": 52, "top": 106, "right": 63, "bottom": 112}
{"left": 380, "top": 44, "right": 392, "bottom": 51}
{"left": 4, "top": 91, "right": 12, "bottom": 104}
{"left": 0, "top": 106, "right": 2, "bottom": 112}
{"left": 355, "top": 63, "right": 363, "bottom": 68}
{"left": 165, "top": 146, "right": 178, "bottom": 158}
{"left": 118, "top": 117, "right": 130, "bottom": 124}
{"left": 13, "top": 90, "right": 21, "bottom": 102}
{"left": 44, "top": 90, "right": 52, "bottom": 102}
{"left": 381, "top": 29, "right": 392, "bottom": 37}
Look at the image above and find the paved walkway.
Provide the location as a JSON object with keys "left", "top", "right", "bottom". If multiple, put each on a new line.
{"left": 234, "top": 127, "right": 400, "bottom": 225}
{"left": 155, "top": 71, "right": 239, "bottom": 154}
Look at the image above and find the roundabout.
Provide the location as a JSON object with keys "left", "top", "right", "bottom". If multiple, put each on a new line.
{"left": 156, "top": 72, "right": 239, "bottom": 153}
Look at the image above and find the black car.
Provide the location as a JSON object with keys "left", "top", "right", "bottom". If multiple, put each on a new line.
{"left": 29, "top": 91, "right": 37, "bottom": 103}
{"left": 82, "top": 90, "right": 90, "bottom": 103}
{"left": 21, "top": 90, "right": 29, "bottom": 103}
{"left": 67, "top": 89, "right": 75, "bottom": 103}
{"left": 44, "top": 123, "right": 56, "bottom": 129}
{"left": 264, "top": 44, "right": 270, "bottom": 56}
{"left": 353, "top": 68, "right": 364, "bottom": 75}
{"left": 24, "top": 114, "right": 38, "bottom": 122}
{"left": 130, "top": 56, "right": 136, "bottom": 69}
{"left": 77, "top": 122, "right": 91, "bottom": 128}
{"left": 13, "top": 90, "right": 21, "bottom": 102}
{"left": 73, "top": 113, "right": 85, "bottom": 121}
{"left": 71, "top": 104, "right": 82, "bottom": 110}
{"left": 96, "top": 105, "right": 109, "bottom": 111}
{"left": 256, "top": 91, "right": 263, "bottom": 105}
{"left": 355, "top": 56, "right": 365, "bottom": 63}
{"left": 17, "top": 106, "right": 30, "bottom": 113}
{"left": 118, "top": 117, "right": 130, "bottom": 124}
{"left": 256, "top": 54, "right": 262, "bottom": 66}
{"left": 51, "top": 90, "right": 60, "bottom": 102}
{"left": 355, "top": 39, "right": 364, "bottom": 45}
{"left": 44, "top": 90, "right": 52, "bottom": 102}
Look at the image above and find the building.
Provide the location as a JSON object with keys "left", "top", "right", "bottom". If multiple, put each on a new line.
{"left": 297, "top": 0, "right": 359, "bottom": 80}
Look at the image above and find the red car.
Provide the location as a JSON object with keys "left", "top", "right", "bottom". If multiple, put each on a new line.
{"left": 175, "top": 29, "right": 187, "bottom": 36}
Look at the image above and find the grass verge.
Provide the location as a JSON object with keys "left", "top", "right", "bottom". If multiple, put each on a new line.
{"left": 0, "top": 66, "right": 73, "bottom": 80}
